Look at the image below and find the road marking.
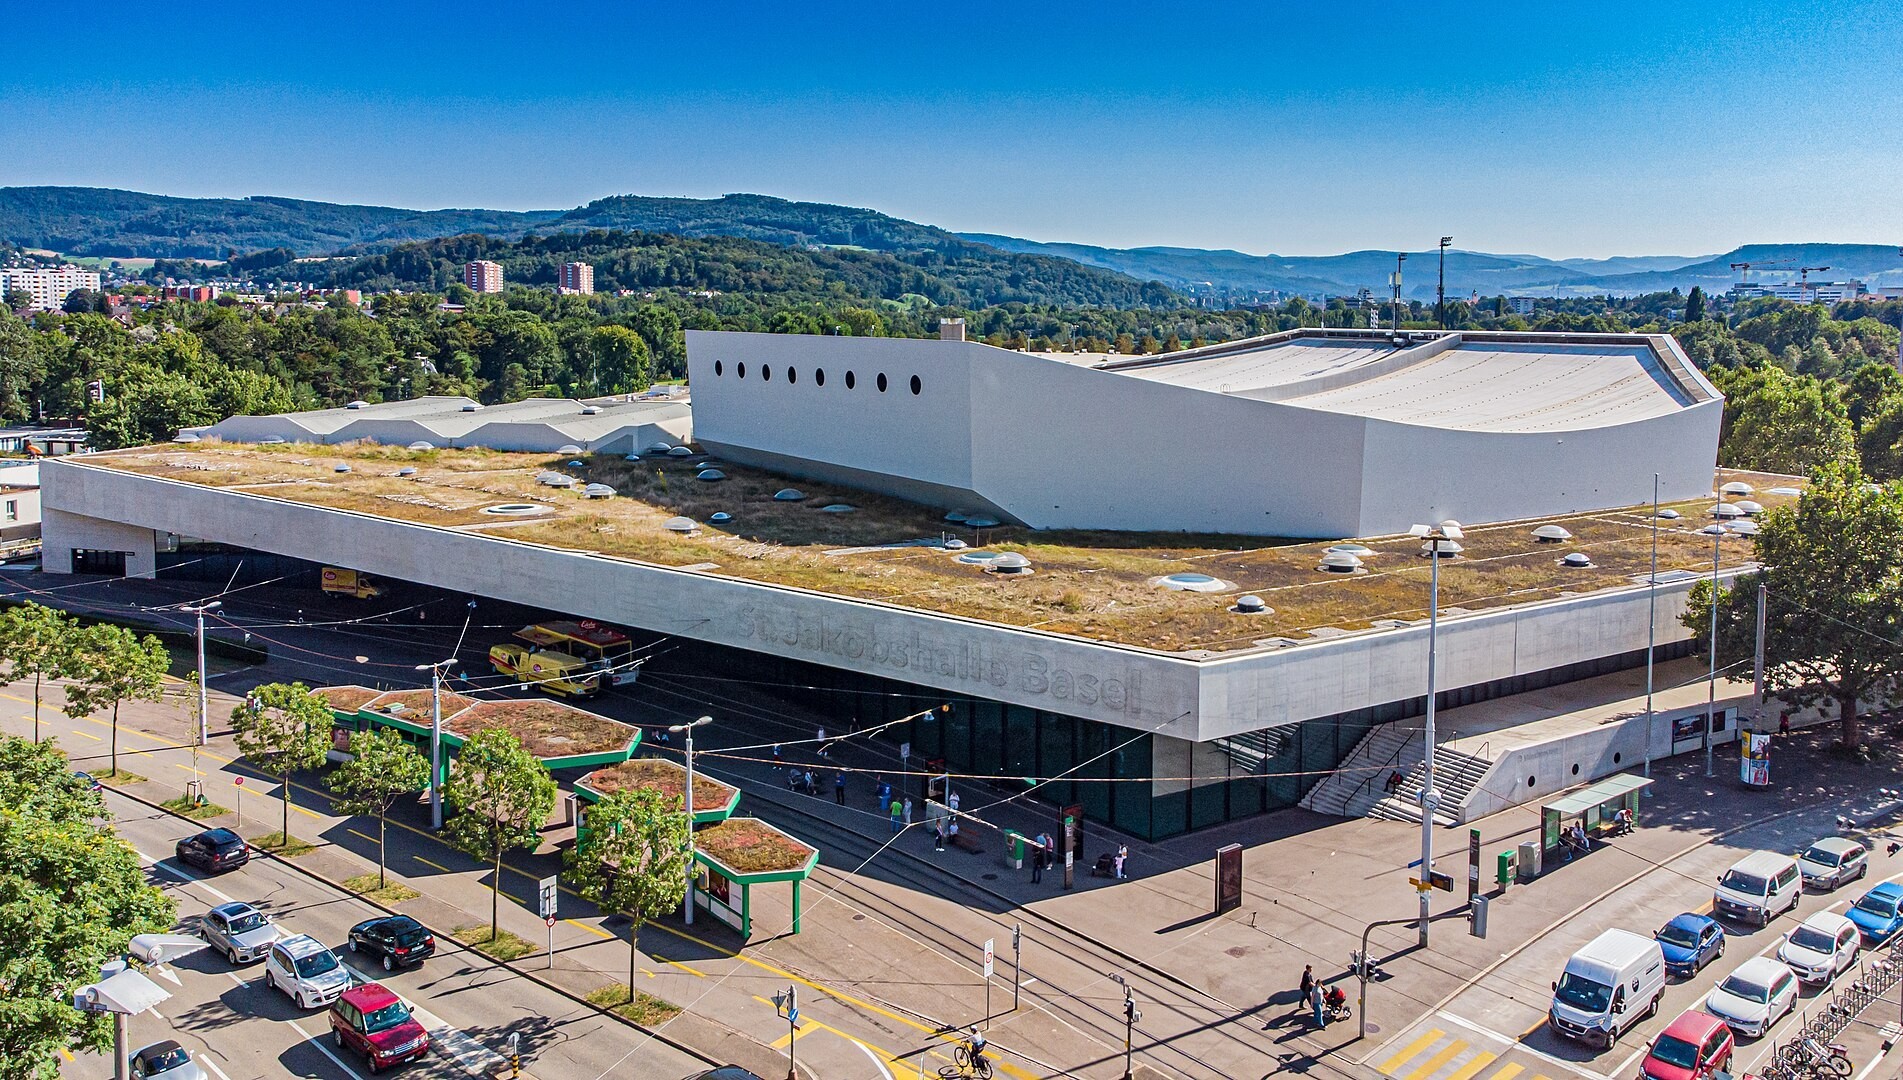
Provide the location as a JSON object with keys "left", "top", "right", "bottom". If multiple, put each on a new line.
{"left": 413, "top": 855, "right": 453, "bottom": 873}
{"left": 660, "top": 956, "right": 706, "bottom": 977}
{"left": 287, "top": 1018, "right": 365, "bottom": 1079}
{"left": 1445, "top": 1052, "right": 1498, "bottom": 1080}
{"left": 339, "top": 964, "right": 503, "bottom": 1078}
{"left": 848, "top": 1035, "right": 897, "bottom": 1080}
{"left": 198, "top": 1053, "right": 233, "bottom": 1080}
{"left": 566, "top": 918, "right": 613, "bottom": 940}
{"left": 1402, "top": 1041, "right": 1467, "bottom": 1080}
{"left": 140, "top": 849, "right": 235, "bottom": 904}
{"left": 1611, "top": 1044, "right": 1648, "bottom": 1077}
{"left": 58, "top": 1048, "right": 73, "bottom": 1061}
{"left": 347, "top": 828, "right": 378, "bottom": 844}
{"left": 70, "top": 730, "right": 101, "bottom": 741}
{"left": 1435, "top": 1013, "right": 1605, "bottom": 1080}
{"left": 1379, "top": 1029, "right": 1447, "bottom": 1075}
{"left": 1490, "top": 1065, "right": 1525, "bottom": 1080}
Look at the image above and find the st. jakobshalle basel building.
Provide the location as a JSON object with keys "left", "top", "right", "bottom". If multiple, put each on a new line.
{"left": 43, "top": 326, "right": 1772, "bottom": 839}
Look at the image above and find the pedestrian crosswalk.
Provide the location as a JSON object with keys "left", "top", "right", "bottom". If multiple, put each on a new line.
{"left": 1375, "top": 1028, "right": 1555, "bottom": 1080}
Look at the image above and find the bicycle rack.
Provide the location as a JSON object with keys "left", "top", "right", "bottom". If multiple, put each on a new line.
{"left": 1768, "top": 937, "right": 1903, "bottom": 1070}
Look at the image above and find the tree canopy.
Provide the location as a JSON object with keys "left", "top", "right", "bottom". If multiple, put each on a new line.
{"left": 442, "top": 729, "right": 557, "bottom": 939}
{"left": 229, "top": 682, "right": 334, "bottom": 841}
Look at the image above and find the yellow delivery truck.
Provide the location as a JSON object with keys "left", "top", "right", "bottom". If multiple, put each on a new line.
{"left": 320, "top": 567, "right": 384, "bottom": 599}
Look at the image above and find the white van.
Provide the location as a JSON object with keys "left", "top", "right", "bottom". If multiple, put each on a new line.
{"left": 1549, "top": 928, "right": 1667, "bottom": 1049}
{"left": 1714, "top": 850, "right": 1802, "bottom": 927}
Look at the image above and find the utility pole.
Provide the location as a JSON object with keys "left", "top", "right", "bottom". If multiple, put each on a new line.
{"left": 1012, "top": 923, "right": 1022, "bottom": 1012}
{"left": 180, "top": 600, "right": 221, "bottom": 745}
{"left": 1702, "top": 523, "right": 1724, "bottom": 778}
{"left": 1391, "top": 253, "right": 1407, "bottom": 331}
{"left": 1409, "top": 521, "right": 1461, "bottom": 945}
{"left": 772, "top": 986, "right": 799, "bottom": 1080}
{"left": 415, "top": 657, "right": 457, "bottom": 829}
{"left": 671, "top": 716, "right": 713, "bottom": 924}
{"left": 1753, "top": 582, "right": 1768, "bottom": 729}
{"left": 1643, "top": 473, "right": 1659, "bottom": 780}
{"left": 1437, "top": 237, "right": 1453, "bottom": 329}
{"left": 1114, "top": 976, "right": 1139, "bottom": 1080}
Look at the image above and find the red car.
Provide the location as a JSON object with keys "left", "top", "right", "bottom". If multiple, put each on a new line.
{"left": 1640, "top": 1009, "right": 1733, "bottom": 1080}
{"left": 329, "top": 982, "right": 429, "bottom": 1074}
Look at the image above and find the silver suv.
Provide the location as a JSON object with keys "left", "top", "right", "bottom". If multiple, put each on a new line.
{"left": 264, "top": 934, "right": 351, "bottom": 1009}
{"left": 200, "top": 902, "right": 277, "bottom": 965}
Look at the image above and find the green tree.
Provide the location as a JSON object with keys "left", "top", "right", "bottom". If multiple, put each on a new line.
{"left": 442, "top": 729, "right": 557, "bottom": 939}
{"left": 589, "top": 324, "right": 651, "bottom": 394}
{"left": 328, "top": 727, "right": 430, "bottom": 887}
{"left": 1684, "top": 286, "right": 1706, "bottom": 323}
{"left": 61, "top": 623, "right": 169, "bottom": 777}
{"left": 0, "top": 736, "right": 175, "bottom": 1078}
{"left": 564, "top": 786, "right": 689, "bottom": 997}
{"left": 229, "top": 682, "right": 334, "bottom": 842}
{"left": 1684, "top": 462, "right": 1903, "bottom": 750}
{"left": 0, "top": 602, "right": 78, "bottom": 742}
{"left": 1716, "top": 367, "right": 1855, "bottom": 474}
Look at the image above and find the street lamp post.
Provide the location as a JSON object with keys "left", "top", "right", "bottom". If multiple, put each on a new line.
{"left": 1409, "top": 520, "right": 1463, "bottom": 946}
{"left": 1391, "top": 253, "right": 1407, "bottom": 330}
{"left": 415, "top": 658, "right": 458, "bottom": 829}
{"left": 1438, "top": 237, "right": 1453, "bottom": 329}
{"left": 1700, "top": 522, "right": 1727, "bottom": 778}
{"left": 1113, "top": 975, "right": 1139, "bottom": 1080}
{"left": 180, "top": 601, "right": 221, "bottom": 745}
{"left": 1644, "top": 473, "right": 1660, "bottom": 780}
{"left": 669, "top": 715, "right": 714, "bottom": 925}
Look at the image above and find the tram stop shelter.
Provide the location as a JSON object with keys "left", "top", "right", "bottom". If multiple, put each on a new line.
{"left": 315, "top": 685, "right": 641, "bottom": 790}
{"left": 688, "top": 818, "right": 819, "bottom": 939}
{"left": 1540, "top": 773, "right": 1652, "bottom": 861}
{"left": 572, "top": 757, "right": 742, "bottom": 842}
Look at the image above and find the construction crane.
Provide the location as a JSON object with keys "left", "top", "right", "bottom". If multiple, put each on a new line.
{"left": 1798, "top": 265, "right": 1831, "bottom": 283}
{"left": 1730, "top": 261, "right": 1793, "bottom": 284}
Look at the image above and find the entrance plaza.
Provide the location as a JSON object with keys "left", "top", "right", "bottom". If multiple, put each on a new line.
{"left": 40, "top": 436, "right": 1793, "bottom": 838}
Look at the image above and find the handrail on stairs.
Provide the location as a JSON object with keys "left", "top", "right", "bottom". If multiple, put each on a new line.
{"left": 1341, "top": 726, "right": 1415, "bottom": 811}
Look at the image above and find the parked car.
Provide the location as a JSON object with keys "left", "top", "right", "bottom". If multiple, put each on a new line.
{"left": 1547, "top": 928, "right": 1666, "bottom": 1049}
{"left": 1640, "top": 1009, "right": 1734, "bottom": 1080}
{"left": 1703, "top": 956, "right": 1799, "bottom": 1038}
{"left": 74, "top": 770, "right": 102, "bottom": 792}
{"left": 174, "top": 828, "right": 249, "bottom": 874}
{"left": 1712, "top": 850, "right": 1802, "bottom": 927}
{"left": 1777, "top": 910, "right": 1860, "bottom": 984}
{"left": 679, "top": 1070, "right": 767, "bottom": 1080}
{"left": 131, "top": 1041, "right": 206, "bottom": 1080}
{"left": 329, "top": 981, "right": 430, "bottom": 1074}
{"left": 201, "top": 901, "right": 278, "bottom": 965}
{"left": 1797, "top": 837, "right": 1868, "bottom": 891}
{"left": 265, "top": 934, "right": 352, "bottom": 1009}
{"left": 1846, "top": 882, "right": 1903, "bottom": 943}
{"left": 347, "top": 915, "right": 435, "bottom": 972}
{"left": 1655, "top": 913, "right": 1725, "bottom": 978}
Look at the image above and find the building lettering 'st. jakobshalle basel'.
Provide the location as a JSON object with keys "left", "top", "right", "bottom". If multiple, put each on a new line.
{"left": 41, "top": 327, "right": 1754, "bottom": 839}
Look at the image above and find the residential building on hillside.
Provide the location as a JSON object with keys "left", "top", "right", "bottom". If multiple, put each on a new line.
{"left": 1506, "top": 296, "right": 1538, "bottom": 315}
{"left": 559, "top": 262, "right": 594, "bottom": 294}
{"left": 1, "top": 266, "right": 102, "bottom": 310}
{"left": 464, "top": 260, "right": 504, "bottom": 293}
{"left": 1726, "top": 280, "right": 1867, "bottom": 304}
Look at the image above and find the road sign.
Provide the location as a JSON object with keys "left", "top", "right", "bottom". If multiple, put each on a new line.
{"left": 788, "top": 1007, "right": 799, "bottom": 1025}
{"left": 233, "top": 777, "right": 244, "bottom": 785}
{"left": 544, "top": 915, "right": 556, "bottom": 928}
{"left": 538, "top": 875, "right": 558, "bottom": 919}
{"left": 983, "top": 938, "right": 995, "bottom": 979}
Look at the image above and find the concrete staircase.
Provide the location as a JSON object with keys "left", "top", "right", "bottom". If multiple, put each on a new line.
{"left": 1298, "top": 721, "right": 1498, "bottom": 826}
{"left": 1368, "top": 746, "right": 1495, "bottom": 826}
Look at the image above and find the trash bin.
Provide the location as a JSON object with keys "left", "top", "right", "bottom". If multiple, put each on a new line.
{"left": 1004, "top": 832, "right": 1025, "bottom": 871}
{"left": 1516, "top": 839, "right": 1541, "bottom": 883}
{"left": 1496, "top": 850, "right": 1516, "bottom": 887}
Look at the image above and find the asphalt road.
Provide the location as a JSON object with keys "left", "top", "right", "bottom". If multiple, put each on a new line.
{"left": 62, "top": 786, "right": 704, "bottom": 1080}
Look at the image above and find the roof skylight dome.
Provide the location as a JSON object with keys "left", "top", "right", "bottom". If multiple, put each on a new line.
{"left": 1532, "top": 525, "right": 1573, "bottom": 543}
{"left": 773, "top": 488, "right": 805, "bottom": 501}
{"left": 408, "top": 441, "right": 433, "bottom": 450}
{"left": 557, "top": 444, "right": 583, "bottom": 456}
{"left": 1709, "top": 503, "right": 1744, "bottom": 519}
{"left": 1720, "top": 481, "right": 1754, "bottom": 496}
{"left": 582, "top": 483, "right": 616, "bottom": 499}
{"left": 1318, "top": 551, "right": 1363, "bottom": 573}
{"left": 663, "top": 516, "right": 697, "bottom": 533}
{"left": 1232, "top": 595, "right": 1271, "bottom": 614}
{"left": 1560, "top": 552, "right": 1594, "bottom": 568}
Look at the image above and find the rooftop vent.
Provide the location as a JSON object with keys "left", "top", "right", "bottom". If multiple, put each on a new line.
{"left": 1656, "top": 508, "right": 1682, "bottom": 520}
{"left": 1710, "top": 503, "right": 1744, "bottom": 519}
{"left": 1560, "top": 552, "right": 1595, "bottom": 568}
{"left": 1532, "top": 524, "right": 1573, "bottom": 543}
{"left": 1155, "top": 573, "right": 1230, "bottom": 592}
{"left": 582, "top": 483, "right": 616, "bottom": 499}
{"left": 696, "top": 469, "right": 727, "bottom": 481}
{"left": 1318, "top": 551, "right": 1364, "bottom": 573}
{"left": 261, "top": 437, "right": 286, "bottom": 445}
{"left": 963, "top": 516, "right": 1002, "bottom": 528}
{"left": 333, "top": 463, "right": 351, "bottom": 473}
{"left": 346, "top": 400, "right": 368, "bottom": 409}
{"left": 174, "top": 432, "right": 200, "bottom": 443}
{"left": 773, "top": 488, "right": 805, "bottom": 502}
{"left": 1734, "top": 500, "right": 1763, "bottom": 515}
{"left": 943, "top": 538, "right": 968, "bottom": 550}
{"left": 1233, "top": 595, "right": 1271, "bottom": 614}
{"left": 1422, "top": 539, "right": 1462, "bottom": 558}
{"left": 408, "top": 441, "right": 433, "bottom": 450}
{"left": 646, "top": 443, "right": 673, "bottom": 455}
{"left": 663, "top": 516, "right": 698, "bottom": 533}
{"left": 1327, "top": 544, "right": 1375, "bottom": 557}
{"left": 1727, "top": 519, "right": 1761, "bottom": 536}
{"left": 580, "top": 405, "right": 600, "bottom": 415}
{"left": 819, "top": 503, "right": 856, "bottom": 513}
{"left": 944, "top": 511, "right": 970, "bottom": 523}
{"left": 567, "top": 460, "right": 583, "bottom": 467}
{"left": 557, "top": 444, "right": 584, "bottom": 456}
{"left": 709, "top": 512, "right": 733, "bottom": 524}
{"left": 1720, "top": 481, "right": 1754, "bottom": 496}
{"left": 990, "top": 552, "right": 1031, "bottom": 574}
{"left": 461, "top": 403, "right": 482, "bottom": 412}
{"left": 395, "top": 466, "right": 418, "bottom": 477}
{"left": 1767, "top": 486, "right": 1802, "bottom": 496}
{"left": 666, "top": 446, "right": 696, "bottom": 458}
{"left": 536, "top": 471, "right": 574, "bottom": 487}
{"left": 957, "top": 551, "right": 1005, "bottom": 565}
{"left": 481, "top": 503, "right": 543, "bottom": 516}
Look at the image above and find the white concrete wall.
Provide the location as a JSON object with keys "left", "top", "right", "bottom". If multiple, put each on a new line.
{"left": 41, "top": 506, "right": 158, "bottom": 577}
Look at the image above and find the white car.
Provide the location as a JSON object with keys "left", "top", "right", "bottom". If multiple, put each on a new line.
{"left": 1777, "top": 911, "right": 1860, "bottom": 984}
{"left": 264, "top": 934, "right": 351, "bottom": 1009}
{"left": 131, "top": 1040, "right": 206, "bottom": 1080}
{"left": 1797, "top": 837, "right": 1868, "bottom": 891}
{"left": 1704, "top": 956, "right": 1799, "bottom": 1037}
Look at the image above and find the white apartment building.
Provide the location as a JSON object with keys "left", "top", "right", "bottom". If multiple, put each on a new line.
{"left": 1727, "top": 280, "right": 1867, "bottom": 305}
{"left": 1, "top": 266, "right": 103, "bottom": 311}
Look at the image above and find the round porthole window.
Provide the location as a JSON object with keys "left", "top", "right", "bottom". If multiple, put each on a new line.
{"left": 787, "top": 367, "right": 798, "bottom": 385}
{"left": 762, "top": 365, "right": 772, "bottom": 382}
{"left": 1527, "top": 775, "right": 1537, "bottom": 788}
{"left": 737, "top": 362, "right": 746, "bottom": 378}
{"left": 910, "top": 374, "right": 921, "bottom": 395}
{"left": 877, "top": 372, "right": 888, "bottom": 392}
{"left": 1613, "top": 752, "right": 1622, "bottom": 765}
{"left": 714, "top": 360, "right": 723, "bottom": 376}
{"left": 845, "top": 371, "right": 856, "bottom": 389}
{"left": 1571, "top": 763, "right": 1580, "bottom": 775}
{"left": 815, "top": 368, "right": 826, "bottom": 387}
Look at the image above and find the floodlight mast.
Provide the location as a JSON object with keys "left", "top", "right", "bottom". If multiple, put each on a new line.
{"left": 1408, "top": 519, "right": 1462, "bottom": 946}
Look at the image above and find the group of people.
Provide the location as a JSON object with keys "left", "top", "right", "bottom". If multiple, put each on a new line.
{"left": 1297, "top": 965, "right": 1348, "bottom": 1028}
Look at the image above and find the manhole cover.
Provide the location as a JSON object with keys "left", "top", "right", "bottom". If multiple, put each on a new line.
{"left": 1224, "top": 946, "right": 1247, "bottom": 958}
{"left": 981, "top": 873, "right": 998, "bottom": 880}
{"left": 853, "top": 914, "right": 865, "bottom": 921}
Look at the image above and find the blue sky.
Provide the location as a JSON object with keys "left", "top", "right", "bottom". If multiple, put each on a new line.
{"left": 3, "top": 2, "right": 1899, "bottom": 257}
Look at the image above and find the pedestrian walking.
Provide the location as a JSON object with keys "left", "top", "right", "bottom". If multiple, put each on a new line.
{"left": 934, "top": 819, "right": 946, "bottom": 850}
{"left": 948, "top": 789, "right": 960, "bottom": 813}
{"left": 876, "top": 777, "right": 892, "bottom": 813}
{"left": 1299, "top": 964, "right": 1315, "bottom": 1001}
{"left": 1113, "top": 845, "right": 1128, "bottom": 880}
{"left": 834, "top": 772, "right": 846, "bottom": 805}
{"left": 1031, "top": 843, "right": 1045, "bottom": 883}
{"left": 772, "top": 743, "right": 783, "bottom": 764}
{"left": 890, "top": 799, "right": 903, "bottom": 833}
{"left": 1310, "top": 982, "right": 1326, "bottom": 1029}
{"left": 903, "top": 797, "right": 914, "bottom": 825}
{"left": 816, "top": 725, "right": 828, "bottom": 758}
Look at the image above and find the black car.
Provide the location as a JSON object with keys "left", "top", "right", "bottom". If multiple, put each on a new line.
{"left": 347, "top": 915, "right": 435, "bottom": 971}
{"left": 175, "top": 828, "right": 249, "bottom": 873}
{"left": 680, "top": 1070, "right": 765, "bottom": 1080}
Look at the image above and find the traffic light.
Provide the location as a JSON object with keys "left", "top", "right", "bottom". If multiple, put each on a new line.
{"left": 1349, "top": 950, "right": 1364, "bottom": 978}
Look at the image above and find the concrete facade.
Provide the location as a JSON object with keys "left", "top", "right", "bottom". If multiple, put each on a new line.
{"left": 188, "top": 395, "right": 692, "bottom": 454}
{"left": 686, "top": 328, "right": 1722, "bottom": 539}
{"left": 41, "top": 459, "right": 1745, "bottom": 745}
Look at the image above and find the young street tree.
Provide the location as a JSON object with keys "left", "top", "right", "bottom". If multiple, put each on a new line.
{"left": 1685, "top": 462, "right": 1903, "bottom": 749}
{"left": 0, "top": 736, "right": 175, "bottom": 1078}
{"left": 442, "top": 729, "right": 557, "bottom": 940}
{"left": 61, "top": 622, "right": 170, "bottom": 777}
{"left": 0, "top": 602, "right": 77, "bottom": 742}
{"left": 329, "top": 726, "right": 430, "bottom": 887}
{"left": 230, "top": 682, "right": 334, "bottom": 842}
{"left": 564, "top": 785, "right": 690, "bottom": 998}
